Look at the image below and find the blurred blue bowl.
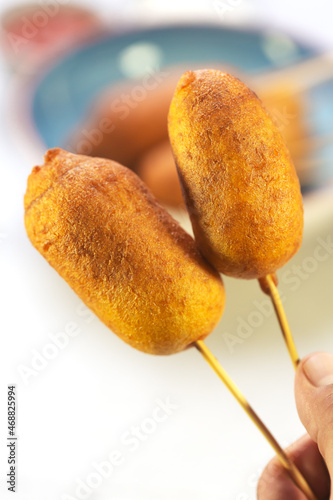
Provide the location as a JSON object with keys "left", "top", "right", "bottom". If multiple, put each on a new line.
{"left": 29, "top": 24, "right": 332, "bottom": 188}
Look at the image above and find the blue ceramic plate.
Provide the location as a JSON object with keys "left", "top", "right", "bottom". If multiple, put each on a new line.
{"left": 30, "top": 24, "right": 332, "bottom": 188}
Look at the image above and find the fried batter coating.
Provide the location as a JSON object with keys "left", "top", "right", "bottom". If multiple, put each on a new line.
{"left": 24, "top": 149, "right": 225, "bottom": 354}
{"left": 168, "top": 69, "right": 304, "bottom": 280}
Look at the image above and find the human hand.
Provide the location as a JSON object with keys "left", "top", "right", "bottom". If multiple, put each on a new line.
{"left": 257, "top": 352, "right": 333, "bottom": 499}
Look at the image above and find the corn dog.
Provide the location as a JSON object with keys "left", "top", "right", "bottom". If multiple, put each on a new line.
{"left": 24, "top": 148, "right": 225, "bottom": 354}
{"left": 168, "top": 69, "right": 304, "bottom": 279}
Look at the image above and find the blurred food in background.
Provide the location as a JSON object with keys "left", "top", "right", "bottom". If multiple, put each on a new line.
{"left": 3, "top": 10, "right": 331, "bottom": 202}
{"left": 69, "top": 73, "right": 176, "bottom": 170}
{"left": 136, "top": 139, "right": 184, "bottom": 208}
{"left": 68, "top": 69, "right": 321, "bottom": 208}
{"left": 260, "top": 85, "right": 309, "bottom": 166}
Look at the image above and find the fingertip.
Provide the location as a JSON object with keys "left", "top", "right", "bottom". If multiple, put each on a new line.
{"left": 301, "top": 352, "right": 333, "bottom": 387}
{"left": 294, "top": 352, "right": 327, "bottom": 411}
{"left": 297, "top": 352, "right": 328, "bottom": 373}
{"left": 257, "top": 456, "right": 304, "bottom": 500}
{"left": 257, "top": 436, "right": 329, "bottom": 500}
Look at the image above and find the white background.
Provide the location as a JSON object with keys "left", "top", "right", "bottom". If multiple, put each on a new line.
{"left": 1, "top": 1, "right": 333, "bottom": 499}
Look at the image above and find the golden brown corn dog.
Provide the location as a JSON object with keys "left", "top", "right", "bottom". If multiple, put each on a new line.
{"left": 24, "top": 148, "right": 225, "bottom": 355}
{"left": 168, "top": 69, "right": 304, "bottom": 280}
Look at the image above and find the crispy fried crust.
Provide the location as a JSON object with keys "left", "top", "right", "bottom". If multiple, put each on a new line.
{"left": 168, "top": 69, "right": 304, "bottom": 279}
{"left": 24, "top": 148, "right": 225, "bottom": 354}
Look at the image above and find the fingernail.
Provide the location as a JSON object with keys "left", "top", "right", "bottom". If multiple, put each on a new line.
{"left": 303, "top": 352, "right": 333, "bottom": 387}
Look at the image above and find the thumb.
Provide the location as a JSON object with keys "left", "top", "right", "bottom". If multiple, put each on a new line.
{"left": 295, "top": 351, "right": 333, "bottom": 475}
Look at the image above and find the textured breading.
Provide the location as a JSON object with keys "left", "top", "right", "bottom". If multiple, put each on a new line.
{"left": 168, "top": 69, "right": 304, "bottom": 279}
{"left": 24, "top": 148, "right": 225, "bottom": 354}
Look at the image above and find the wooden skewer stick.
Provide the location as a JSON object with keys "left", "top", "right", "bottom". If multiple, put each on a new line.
{"left": 194, "top": 340, "right": 316, "bottom": 500}
{"left": 259, "top": 274, "right": 300, "bottom": 370}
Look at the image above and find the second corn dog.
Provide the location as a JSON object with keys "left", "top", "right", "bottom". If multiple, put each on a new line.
{"left": 168, "top": 69, "right": 304, "bottom": 280}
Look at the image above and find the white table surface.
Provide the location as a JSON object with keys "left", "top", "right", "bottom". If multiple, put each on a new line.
{"left": 1, "top": 1, "right": 333, "bottom": 499}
